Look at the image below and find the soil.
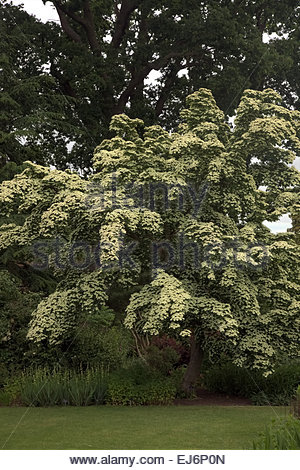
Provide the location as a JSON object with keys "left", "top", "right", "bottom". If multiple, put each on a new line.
{"left": 174, "top": 389, "right": 252, "bottom": 406}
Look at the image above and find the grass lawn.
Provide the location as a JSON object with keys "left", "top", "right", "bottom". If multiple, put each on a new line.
{"left": 0, "top": 405, "right": 288, "bottom": 450}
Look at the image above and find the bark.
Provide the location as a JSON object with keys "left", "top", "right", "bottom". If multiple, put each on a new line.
{"left": 54, "top": 0, "right": 101, "bottom": 53}
{"left": 111, "top": 0, "right": 142, "bottom": 48}
{"left": 82, "top": 0, "right": 101, "bottom": 54}
{"left": 182, "top": 335, "right": 204, "bottom": 394}
{"left": 114, "top": 49, "right": 185, "bottom": 114}
{"left": 155, "top": 60, "right": 182, "bottom": 116}
{"left": 54, "top": 4, "right": 82, "bottom": 43}
{"left": 50, "top": 63, "right": 77, "bottom": 98}
{"left": 131, "top": 329, "right": 150, "bottom": 362}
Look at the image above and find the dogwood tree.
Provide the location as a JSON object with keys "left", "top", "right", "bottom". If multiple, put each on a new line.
{"left": 0, "top": 88, "right": 299, "bottom": 390}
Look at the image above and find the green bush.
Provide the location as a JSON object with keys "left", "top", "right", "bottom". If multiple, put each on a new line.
{"left": 252, "top": 416, "right": 300, "bottom": 450}
{"left": 0, "top": 363, "right": 9, "bottom": 389}
{"left": 106, "top": 360, "right": 176, "bottom": 405}
{"left": 107, "top": 378, "right": 176, "bottom": 406}
{"left": 145, "top": 345, "right": 180, "bottom": 376}
{"left": 0, "top": 390, "right": 11, "bottom": 406}
{"left": 4, "top": 368, "right": 108, "bottom": 407}
{"left": 70, "top": 323, "right": 134, "bottom": 371}
{"left": 291, "top": 385, "right": 300, "bottom": 419}
{"left": 0, "top": 375, "right": 22, "bottom": 405}
{"left": 204, "top": 361, "right": 300, "bottom": 405}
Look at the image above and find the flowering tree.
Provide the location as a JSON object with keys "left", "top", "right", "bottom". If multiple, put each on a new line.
{"left": 0, "top": 88, "right": 299, "bottom": 390}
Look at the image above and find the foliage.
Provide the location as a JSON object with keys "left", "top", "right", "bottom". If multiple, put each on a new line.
{"left": 252, "top": 416, "right": 300, "bottom": 450}
{"left": 0, "top": 3, "right": 78, "bottom": 169}
{"left": 0, "top": 363, "right": 9, "bottom": 388}
{"left": 291, "top": 210, "right": 300, "bottom": 245}
{"left": 0, "top": 270, "right": 42, "bottom": 369}
{"left": 291, "top": 385, "right": 300, "bottom": 419}
{"left": 1, "top": 367, "right": 108, "bottom": 407}
{"left": 145, "top": 345, "right": 180, "bottom": 376}
{"left": 107, "top": 361, "right": 176, "bottom": 405}
{"left": 0, "top": 88, "right": 299, "bottom": 389}
{"left": 107, "top": 378, "right": 176, "bottom": 406}
{"left": 70, "top": 323, "right": 134, "bottom": 370}
{"left": 204, "top": 361, "right": 300, "bottom": 405}
{"left": 151, "top": 335, "right": 190, "bottom": 366}
{"left": 1, "top": 1, "right": 300, "bottom": 170}
{"left": 1, "top": 363, "right": 176, "bottom": 407}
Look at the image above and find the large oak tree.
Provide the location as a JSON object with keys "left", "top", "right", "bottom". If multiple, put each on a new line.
{"left": 0, "top": 0, "right": 299, "bottom": 171}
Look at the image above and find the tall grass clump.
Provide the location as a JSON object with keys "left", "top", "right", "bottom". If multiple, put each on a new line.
{"left": 18, "top": 367, "right": 108, "bottom": 406}
{"left": 252, "top": 416, "right": 300, "bottom": 450}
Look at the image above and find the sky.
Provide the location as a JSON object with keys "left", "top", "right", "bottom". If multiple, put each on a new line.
{"left": 11, "top": 0, "right": 59, "bottom": 23}
{"left": 10, "top": 1, "right": 299, "bottom": 234}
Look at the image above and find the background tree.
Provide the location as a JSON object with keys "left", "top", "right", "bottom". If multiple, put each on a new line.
{"left": 1, "top": 0, "right": 299, "bottom": 171}
{"left": 0, "top": 3, "right": 80, "bottom": 172}
{"left": 0, "top": 88, "right": 299, "bottom": 390}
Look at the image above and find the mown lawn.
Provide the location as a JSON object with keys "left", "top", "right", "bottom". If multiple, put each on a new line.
{"left": 0, "top": 405, "right": 288, "bottom": 450}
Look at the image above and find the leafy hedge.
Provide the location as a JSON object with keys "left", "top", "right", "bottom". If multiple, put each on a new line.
{"left": 204, "top": 361, "right": 300, "bottom": 405}
{"left": 107, "top": 378, "right": 176, "bottom": 406}
{"left": 106, "top": 360, "right": 177, "bottom": 405}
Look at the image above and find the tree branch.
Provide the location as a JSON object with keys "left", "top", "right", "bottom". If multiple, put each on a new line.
{"left": 82, "top": 0, "right": 101, "bottom": 53}
{"left": 53, "top": 0, "right": 87, "bottom": 26}
{"left": 50, "top": 62, "right": 77, "bottom": 98}
{"left": 111, "top": 0, "right": 142, "bottom": 49}
{"left": 155, "top": 60, "right": 183, "bottom": 117}
{"left": 54, "top": 3, "right": 82, "bottom": 43}
{"left": 53, "top": 0, "right": 101, "bottom": 53}
{"left": 114, "top": 48, "right": 198, "bottom": 114}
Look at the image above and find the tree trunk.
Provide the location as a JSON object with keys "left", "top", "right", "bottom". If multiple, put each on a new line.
{"left": 182, "top": 334, "right": 204, "bottom": 394}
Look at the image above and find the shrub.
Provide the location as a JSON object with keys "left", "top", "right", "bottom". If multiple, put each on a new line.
{"left": 151, "top": 336, "right": 190, "bottom": 366}
{"left": 0, "top": 375, "right": 22, "bottom": 405}
{"left": 70, "top": 324, "right": 134, "bottom": 371}
{"left": 0, "top": 364, "right": 9, "bottom": 389}
{"left": 107, "top": 378, "right": 176, "bottom": 406}
{"left": 0, "top": 390, "right": 11, "bottom": 406}
{"left": 145, "top": 345, "right": 180, "bottom": 376}
{"left": 252, "top": 416, "right": 300, "bottom": 449}
{"left": 106, "top": 360, "right": 176, "bottom": 405}
{"left": 169, "top": 366, "right": 188, "bottom": 398}
{"left": 291, "top": 385, "right": 300, "bottom": 419}
{"left": 204, "top": 361, "right": 300, "bottom": 405}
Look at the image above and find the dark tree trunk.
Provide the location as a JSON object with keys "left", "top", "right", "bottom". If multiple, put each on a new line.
{"left": 182, "top": 334, "right": 204, "bottom": 394}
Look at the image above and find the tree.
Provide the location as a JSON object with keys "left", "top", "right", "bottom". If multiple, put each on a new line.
{"left": 0, "top": 2, "right": 80, "bottom": 170}
{"left": 0, "top": 87, "right": 299, "bottom": 390}
{"left": 1, "top": 0, "right": 300, "bottom": 170}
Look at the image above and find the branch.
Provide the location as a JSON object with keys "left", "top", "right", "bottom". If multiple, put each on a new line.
{"left": 53, "top": 0, "right": 87, "bottom": 26}
{"left": 115, "top": 47, "right": 196, "bottom": 114}
{"left": 111, "top": 0, "right": 142, "bottom": 48}
{"left": 155, "top": 60, "right": 183, "bottom": 117}
{"left": 53, "top": 0, "right": 101, "bottom": 53}
{"left": 54, "top": 3, "right": 82, "bottom": 43}
{"left": 82, "top": 0, "right": 101, "bottom": 53}
{"left": 131, "top": 329, "right": 148, "bottom": 362}
{"left": 50, "top": 62, "right": 77, "bottom": 98}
